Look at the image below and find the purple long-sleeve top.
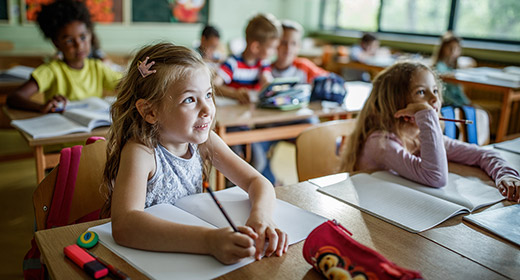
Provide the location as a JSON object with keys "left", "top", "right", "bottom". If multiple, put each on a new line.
{"left": 357, "top": 109, "right": 520, "bottom": 187}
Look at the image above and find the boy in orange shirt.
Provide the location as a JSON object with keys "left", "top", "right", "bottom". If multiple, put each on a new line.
{"left": 272, "top": 20, "right": 327, "bottom": 83}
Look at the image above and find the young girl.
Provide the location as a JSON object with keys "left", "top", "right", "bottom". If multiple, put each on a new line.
{"left": 432, "top": 32, "right": 471, "bottom": 107}
{"left": 6, "top": 0, "right": 121, "bottom": 113}
{"left": 340, "top": 61, "right": 520, "bottom": 202}
{"left": 102, "top": 43, "right": 288, "bottom": 265}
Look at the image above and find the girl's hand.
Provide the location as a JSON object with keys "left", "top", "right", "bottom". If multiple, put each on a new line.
{"left": 498, "top": 178, "right": 520, "bottom": 203}
{"left": 41, "top": 95, "right": 68, "bottom": 113}
{"left": 208, "top": 226, "right": 257, "bottom": 265}
{"left": 394, "top": 102, "right": 433, "bottom": 123}
{"left": 246, "top": 214, "right": 289, "bottom": 260}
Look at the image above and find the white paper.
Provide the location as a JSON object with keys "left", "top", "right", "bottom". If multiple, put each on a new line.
{"left": 344, "top": 81, "right": 371, "bottom": 111}
{"left": 318, "top": 171, "right": 504, "bottom": 233}
{"left": 90, "top": 187, "right": 326, "bottom": 280}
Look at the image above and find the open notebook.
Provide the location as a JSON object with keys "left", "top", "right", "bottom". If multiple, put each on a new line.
{"left": 314, "top": 171, "right": 504, "bottom": 233}
{"left": 11, "top": 97, "right": 113, "bottom": 139}
{"left": 89, "top": 186, "right": 326, "bottom": 280}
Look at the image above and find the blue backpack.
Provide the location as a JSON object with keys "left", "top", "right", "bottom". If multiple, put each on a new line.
{"left": 311, "top": 73, "right": 347, "bottom": 105}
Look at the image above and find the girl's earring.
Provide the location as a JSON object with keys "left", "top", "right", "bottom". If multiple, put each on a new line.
{"left": 137, "top": 57, "right": 156, "bottom": 78}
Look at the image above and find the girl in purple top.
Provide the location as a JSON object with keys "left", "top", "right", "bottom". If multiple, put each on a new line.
{"left": 341, "top": 61, "right": 520, "bottom": 202}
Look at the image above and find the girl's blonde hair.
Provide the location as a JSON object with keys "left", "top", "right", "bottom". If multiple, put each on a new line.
{"left": 340, "top": 61, "right": 442, "bottom": 172}
{"left": 101, "top": 42, "right": 212, "bottom": 217}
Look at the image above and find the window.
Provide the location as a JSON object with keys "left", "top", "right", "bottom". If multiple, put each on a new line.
{"left": 337, "top": 0, "right": 379, "bottom": 31}
{"left": 454, "top": 0, "right": 520, "bottom": 42}
{"left": 320, "top": 0, "right": 339, "bottom": 30}
{"left": 320, "top": 0, "right": 520, "bottom": 44}
{"left": 380, "top": 0, "right": 450, "bottom": 35}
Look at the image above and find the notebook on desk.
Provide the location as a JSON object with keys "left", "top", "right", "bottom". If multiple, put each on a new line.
{"left": 315, "top": 171, "right": 504, "bottom": 233}
{"left": 10, "top": 97, "right": 113, "bottom": 139}
{"left": 0, "top": 65, "right": 33, "bottom": 81}
{"left": 89, "top": 186, "right": 327, "bottom": 280}
{"left": 463, "top": 204, "right": 520, "bottom": 246}
{"left": 494, "top": 138, "right": 520, "bottom": 155}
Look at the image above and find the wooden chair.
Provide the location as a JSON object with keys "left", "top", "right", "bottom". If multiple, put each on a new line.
{"left": 33, "top": 138, "right": 108, "bottom": 231}
{"left": 295, "top": 119, "right": 357, "bottom": 182}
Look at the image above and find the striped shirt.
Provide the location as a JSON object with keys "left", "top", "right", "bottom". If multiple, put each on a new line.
{"left": 218, "top": 54, "right": 271, "bottom": 90}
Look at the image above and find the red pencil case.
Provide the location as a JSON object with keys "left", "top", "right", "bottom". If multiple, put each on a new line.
{"left": 303, "top": 220, "right": 423, "bottom": 280}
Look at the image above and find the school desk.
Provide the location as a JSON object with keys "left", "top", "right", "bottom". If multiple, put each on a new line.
{"left": 3, "top": 106, "right": 109, "bottom": 183}
{"left": 214, "top": 101, "right": 354, "bottom": 189}
{"left": 34, "top": 147, "right": 519, "bottom": 279}
{"left": 441, "top": 73, "right": 520, "bottom": 143}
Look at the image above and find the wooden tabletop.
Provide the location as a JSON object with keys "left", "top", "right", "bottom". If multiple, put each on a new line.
{"left": 35, "top": 148, "right": 520, "bottom": 279}
{"left": 215, "top": 101, "right": 352, "bottom": 128}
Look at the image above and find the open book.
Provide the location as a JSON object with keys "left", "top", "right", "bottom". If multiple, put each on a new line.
{"left": 314, "top": 171, "right": 504, "bottom": 233}
{"left": 0, "top": 65, "right": 34, "bottom": 81}
{"left": 89, "top": 186, "right": 327, "bottom": 280}
{"left": 10, "top": 97, "right": 113, "bottom": 139}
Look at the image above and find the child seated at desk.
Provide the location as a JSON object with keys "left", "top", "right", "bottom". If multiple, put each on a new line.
{"left": 271, "top": 20, "right": 327, "bottom": 83}
{"left": 6, "top": 0, "right": 122, "bottom": 113}
{"left": 213, "top": 13, "right": 282, "bottom": 183}
{"left": 349, "top": 33, "right": 380, "bottom": 64}
{"left": 101, "top": 43, "right": 288, "bottom": 264}
{"left": 196, "top": 25, "right": 224, "bottom": 66}
{"left": 214, "top": 13, "right": 281, "bottom": 104}
{"left": 340, "top": 61, "right": 520, "bottom": 202}
{"left": 432, "top": 32, "right": 473, "bottom": 107}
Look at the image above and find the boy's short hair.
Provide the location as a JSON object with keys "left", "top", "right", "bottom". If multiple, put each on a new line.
{"left": 201, "top": 25, "right": 220, "bottom": 39}
{"left": 36, "top": 0, "right": 93, "bottom": 41}
{"left": 281, "top": 19, "right": 303, "bottom": 34}
{"left": 245, "top": 13, "right": 282, "bottom": 44}
{"left": 361, "top": 33, "right": 377, "bottom": 44}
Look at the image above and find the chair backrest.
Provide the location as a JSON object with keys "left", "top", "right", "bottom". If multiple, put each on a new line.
{"left": 296, "top": 119, "right": 357, "bottom": 182}
{"left": 441, "top": 105, "right": 490, "bottom": 146}
{"left": 33, "top": 139, "right": 108, "bottom": 231}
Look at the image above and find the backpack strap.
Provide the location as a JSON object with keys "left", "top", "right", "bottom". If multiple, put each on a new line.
{"left": 461, "top": 105, "right": 478, "bottom": 144}
{"left": 46, "top": 145, "right": 83, "bottom": 228}
{"left": 441, "top": 106, "right": 457, "bottom": 139}
{"left": 86, "top": 136, "right": 105, "bottom": 145}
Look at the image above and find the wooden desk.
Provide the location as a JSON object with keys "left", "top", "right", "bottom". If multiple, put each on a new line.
{"left": 333, "top": 60, "right": 386, "bottom": 77}
{"left": 214, "top": 101, "right": 354, "bottom": 189}
{"left": 3, "top": 107, "right": 109, "bottom": 183}
{"left": 441, "top": 73, "right": 520, "bottom": 142}
{"left": 215, "top": 101, "right": 353, "bottom": 145}
{"left": 35, "top": 150, "right": 519, "bottom": 280}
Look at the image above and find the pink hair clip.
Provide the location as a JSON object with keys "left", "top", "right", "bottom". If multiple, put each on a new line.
{"left": 137, "top": 56, "right": 156, "bottom": 78}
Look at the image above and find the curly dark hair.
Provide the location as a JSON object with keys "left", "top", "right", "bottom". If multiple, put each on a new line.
{"left": 36, "top": 0, "right": 93, "bottom": 41}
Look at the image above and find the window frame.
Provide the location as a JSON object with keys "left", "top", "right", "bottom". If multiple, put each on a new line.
{"left": 320, "top": 0, "right": 520, "bottom": 46}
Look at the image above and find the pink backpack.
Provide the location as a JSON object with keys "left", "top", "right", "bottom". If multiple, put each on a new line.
{"left": 23, "top": 137, "right": 105, "bottom": 279}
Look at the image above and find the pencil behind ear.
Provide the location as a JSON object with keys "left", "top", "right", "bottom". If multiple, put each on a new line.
{"left": 135, "top": 99, "right": 158, "bottom": 124}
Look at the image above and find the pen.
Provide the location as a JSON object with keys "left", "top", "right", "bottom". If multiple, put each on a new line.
{"left": 203, "top": 181, "right": 239, "bottom": 232}
{"left": 85, "top": 250, "right": 131, "bottom": 280}
{"left": 439, "top": 117, "right": 474, "bottom": 124}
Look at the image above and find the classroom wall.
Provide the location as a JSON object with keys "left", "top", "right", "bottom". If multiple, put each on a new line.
{"left": 0, "top": 0, "right": 321, "bottom": 57}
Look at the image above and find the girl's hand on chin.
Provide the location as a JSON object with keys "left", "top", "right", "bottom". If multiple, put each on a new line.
{"left": 394, "top": 102, "right": 433, "bottom": 121}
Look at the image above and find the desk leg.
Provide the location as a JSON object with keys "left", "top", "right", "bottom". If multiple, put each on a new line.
{"left": 496, "top": 90, "right": 513, "bottom": 142}
{"left": 34, "top": 145, "right": 45, "bottom": 183}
